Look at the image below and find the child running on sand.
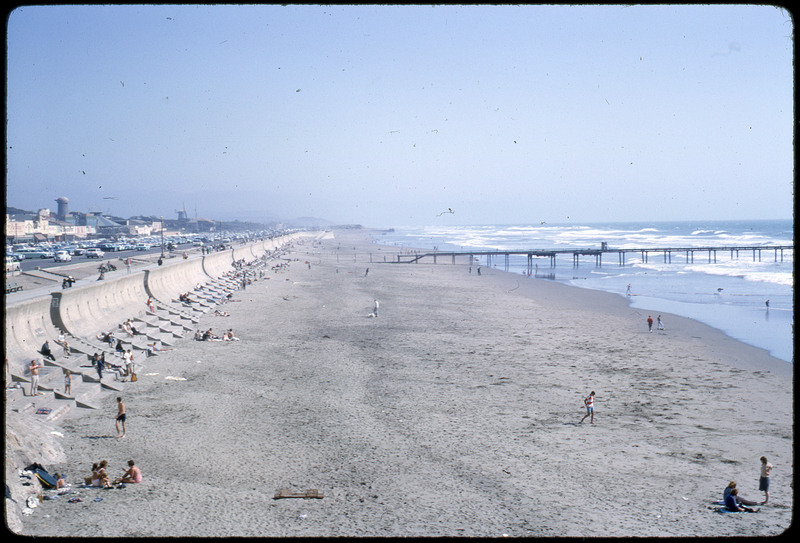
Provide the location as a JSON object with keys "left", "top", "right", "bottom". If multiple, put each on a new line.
{"left": 580, "top": 391, "right": 595, "bottom": 424}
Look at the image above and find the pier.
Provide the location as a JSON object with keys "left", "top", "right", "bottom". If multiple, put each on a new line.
{"left": 385, "top": 245, "right": 793, "bottom": 273}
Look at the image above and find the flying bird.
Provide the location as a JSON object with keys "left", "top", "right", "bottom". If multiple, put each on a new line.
{"left": 437, "top": 208, "right": 454, "bottom": 216}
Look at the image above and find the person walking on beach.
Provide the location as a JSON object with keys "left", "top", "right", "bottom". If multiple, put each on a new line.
{"left": 580, "top": 391, "right": 595, "bottom": 424}
{"left": 372, "top": 299, "right": 379, "bottom": 317}
{"left": 626, "top": 284, "right": 631, "bottom": 296}
{"left": 64, "top": 370, "right": 72, "bottom": 396}
{"left": 115, "top": 397, "right": 127, "bottom": 438}
{"left": 759, "top": 456, "right": 773, "bottom": 504}
{"left": 29, "top": 359, "right": 42, "bottom": 396}
{"left": 656, "top": 315, "right": 664, "bottom": 331}
{"left": 647, "top": 316, "right": 654, "bottom": 332}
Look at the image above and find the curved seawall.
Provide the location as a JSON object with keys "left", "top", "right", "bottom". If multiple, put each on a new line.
{"left": 5, "top": 233, "right": 314, "bottom": 376}
{"left": 54, "top": 271, "right": 150, "bottom": 340}
{"left": 146, "top": 257, "right": 211, "bottom": 303}
{"left": 5, "top": 296, "right": 61, "bottom": 368}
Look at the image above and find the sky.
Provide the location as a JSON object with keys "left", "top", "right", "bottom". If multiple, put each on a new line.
{"left": 5, "top": 4, "right": 794, "bottom": 227}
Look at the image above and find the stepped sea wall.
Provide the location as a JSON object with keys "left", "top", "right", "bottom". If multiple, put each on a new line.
{"left": 4, "top": 233, "right": 306, "bottom": 377}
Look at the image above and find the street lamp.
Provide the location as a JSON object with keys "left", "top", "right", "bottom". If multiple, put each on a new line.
{"left": 160, "top": 216, "right": 165, "bottom": 259}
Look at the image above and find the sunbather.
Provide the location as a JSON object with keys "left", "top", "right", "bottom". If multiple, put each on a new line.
{"left": 114, "top": 460, "right": 142, "bottom": 484}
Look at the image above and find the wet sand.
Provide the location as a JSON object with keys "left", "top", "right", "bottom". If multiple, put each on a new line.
{"left": 11, "top": 228, "right": 793, "bottom": 537}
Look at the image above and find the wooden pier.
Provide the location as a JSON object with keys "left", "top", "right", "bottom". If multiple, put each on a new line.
{"left": 384, "top": 245, "right": 793, "bottom": 273}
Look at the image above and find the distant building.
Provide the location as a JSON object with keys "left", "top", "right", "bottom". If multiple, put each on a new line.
{"left": 5, "top": 208, "right": 95, "bottom": 242}
{"left": 164, "top": 216, "right": 215, "bottom": 233}
{"left": 55, "top": 196, "right": 69, "bottom": 220}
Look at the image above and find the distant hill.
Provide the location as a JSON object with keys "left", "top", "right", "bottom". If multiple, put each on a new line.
{"left": 7, "top": 206, "right": 34, "bottom": 215}
{"left": 284, "top": 216, "right": 334, "bottom": 227}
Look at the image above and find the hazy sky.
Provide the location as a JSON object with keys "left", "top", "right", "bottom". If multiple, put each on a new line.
{"left": 6, "top": 4, "right": 794, "bottom": 227}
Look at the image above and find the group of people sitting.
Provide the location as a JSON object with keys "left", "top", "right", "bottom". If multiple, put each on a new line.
{"left": 178, "top": 292, "right": 194, "bottom": 303}
{"left": 40, "top": 338, "right": 70, "bottom": 361}
{"left": 40, "top": 332, "right": 72, "bottom": 360}
{"left": 722, "top": 481, "right": 760, "bottom": 513}
{"left": 121, "top": 319, "right": 140, "bottom": 337}
{"left": 86, "top": 459, "right": 141, "bottom": 488}
{"left": 97, "top": 330, "right": 116, "bottom": 346}
{"left": 193, "top": 328, "right": 239, "bottom": 342}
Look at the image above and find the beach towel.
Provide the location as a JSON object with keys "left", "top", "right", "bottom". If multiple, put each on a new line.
{"left": 715, "top": 507, "right": 745, "bottom": 514}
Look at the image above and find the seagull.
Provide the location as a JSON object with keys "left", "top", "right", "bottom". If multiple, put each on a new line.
{"left": 436, "top": 208, "right": 454, "bottom": 216}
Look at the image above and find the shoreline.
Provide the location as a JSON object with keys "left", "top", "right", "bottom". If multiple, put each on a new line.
{"left": 372, "top": 223, "right": 794, "bottom": 365}
{"left": 8, "top": 228, "right": 793, "bottom": 537}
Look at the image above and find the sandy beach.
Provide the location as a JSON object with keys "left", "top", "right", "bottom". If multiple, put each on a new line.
{"left": 7, "top": 228, "right": 793, "bottom": 537}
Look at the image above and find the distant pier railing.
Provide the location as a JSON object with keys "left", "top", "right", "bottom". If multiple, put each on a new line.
{"left": 382, "top": 245, "right": 793, "bottom": 272}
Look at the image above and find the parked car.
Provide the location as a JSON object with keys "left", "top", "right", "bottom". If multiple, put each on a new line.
{"left": 6, "top": 256, "right": 21, "bottom": 273}
{"left": 134, "top": 244, "right": 149, "bottom": 251}
{"left": 16, "top": 248, "right": 55, "bottom": 259}
{"left": 85, "top": 248, "right": 105, "bottom": 258}
{"left": 72, "top": 247, "right": 86, "bottom": 256}
{"left": 54, "top": 250, "right": 73, "bottom": 262}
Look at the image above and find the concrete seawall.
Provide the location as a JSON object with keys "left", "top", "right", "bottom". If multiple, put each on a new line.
{"left": 54, "top": 270, "right": 151, "bottom": 340}
{"left": 4, "top": 233, "right": 313, "bottom": 377}
{"left": 146, "top": 256, "right": 211, "bottom": 304}
{"left": 202, "top": 249, "right": 234, "bottom": 278}
{"left": 5, "top": 296, "right": 61, "bottom": 368}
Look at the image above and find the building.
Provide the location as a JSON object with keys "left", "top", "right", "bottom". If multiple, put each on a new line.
{"left": 5, "top": 208, "right": 95, "bottom": 242}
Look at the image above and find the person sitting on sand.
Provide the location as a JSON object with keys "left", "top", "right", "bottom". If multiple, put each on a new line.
{"left": 724, "top": 488, "right": 758, "bottom": 512}
{"left": 55, "top": 472, "right": 68, "bottom": 489}
{"left": 114, "top": 460, "right": 142, "bottom": 484}
{"left": 151, "top": 342, "right": 172, "bottom": 354}
{"left": 91, "top": 461, "right": 112, "bottom": 488}
{"left": 88, "top": 463, "right": 100, "bottom": 486}
{"left": 724, "top": 481, "right": 758, "bottom": 506}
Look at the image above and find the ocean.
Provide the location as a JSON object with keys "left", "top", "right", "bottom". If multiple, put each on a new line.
{"left": 375, "top": 220, "right": 793, "bottom": 363}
